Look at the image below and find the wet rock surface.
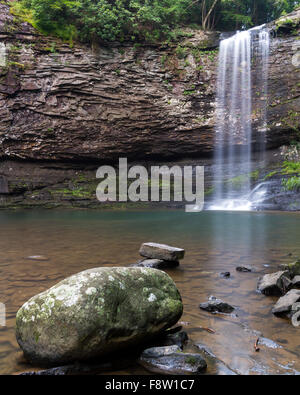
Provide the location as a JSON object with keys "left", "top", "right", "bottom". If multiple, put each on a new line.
{"left": 272, "top": 289, "right": 300, "bottom": 316}
{"left": 220, "top": 272, "right": 231, "bottom": 278}
{"left": 236, "top": 266, "right": 252, "bottom": 272}
{"left": 292, "top": 276, "right": 300, "bottom": 288}
{"left": 139, "top": 345, "right": 207, "bottom": 375}
{"left": 132, "top": 258, "right": 179, "bottom": 269}
{"left": 257, "top": 271, "right": 290, "bottom": 296}
{"left": 280, "top": 261, "right": 300, "bottom": 277}
{"left": 199, "top": 295, "right": 234, "bottom": 314}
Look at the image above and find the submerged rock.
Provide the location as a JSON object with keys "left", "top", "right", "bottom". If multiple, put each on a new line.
{"left": 272, "top": 289, "right": 300, "bottom": 316}
{"left": 25, "top": 256, "right": 49, "bottom": 261}
{"left": 199, "top": 296, "right": 234, "bottom": 314}
{"left": 132, "top": 259, "right": 179, "bottom": 269}
{"left": 139, "top": 243, "right": 185, "bottom": 262}
{"left": 159, "top": 331, "right": 189, "bottom": 350}
{"left": 16, "top": 267, "right": 183, "bottom": 366}
{"left": 257, "top": 271, "right": 290, "bottom": 296}
{"left": 236, "top": 266, "right": 252, "bottom": 272}
{"left": 220, "top": 272, "right": 231, "bottom": 278}
{"left": 139, "top": 345, "right": 207, "bottom": 375}
{"left": 195, "top": 343, "right": 237, "bottom": 375}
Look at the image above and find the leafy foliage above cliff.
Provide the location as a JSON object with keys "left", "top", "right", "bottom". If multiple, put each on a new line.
{"left": 11, "top": 0, "right": 300, "bottom": 43}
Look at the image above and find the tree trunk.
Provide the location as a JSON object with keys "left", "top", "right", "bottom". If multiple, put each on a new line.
{"left": 202, "top": 0, "right": 219, "bottom": 30}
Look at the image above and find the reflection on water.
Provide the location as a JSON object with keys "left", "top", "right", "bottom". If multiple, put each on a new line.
{"left": 0, "top": 210, "right": 300, "bottom": 375}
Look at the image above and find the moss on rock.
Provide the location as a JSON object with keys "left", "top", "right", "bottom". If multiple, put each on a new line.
{"left": 16, "top": 267, "right": 183, "bottom": 366}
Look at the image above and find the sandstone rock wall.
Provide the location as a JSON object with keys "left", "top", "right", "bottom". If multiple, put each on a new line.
{"left": 0, "top": 3, "right": 299, "bottom": 164}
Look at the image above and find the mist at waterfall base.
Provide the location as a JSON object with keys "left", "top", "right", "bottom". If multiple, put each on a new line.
{"left": 209, "top": 26, "right": 270, "bottom": 211}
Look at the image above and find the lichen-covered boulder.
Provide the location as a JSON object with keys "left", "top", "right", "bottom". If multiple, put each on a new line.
{"left": 16, "top": 267, "right": 183, "bottom": 366}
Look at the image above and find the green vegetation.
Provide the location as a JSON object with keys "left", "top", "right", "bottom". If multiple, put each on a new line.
{"left": 282, "top": 176, "right": 300, "bottom": 191}
{"left": 264, "top": 170, "right": 278, "bottom": 180}
{"left": 11, "top": 0, "right": 300, "bottom": 44}
{"left": 282, "top": 161, "right": 300, "bottom": 175}
{"left": 227, "top": 171, "right": 260, "bottom": 188}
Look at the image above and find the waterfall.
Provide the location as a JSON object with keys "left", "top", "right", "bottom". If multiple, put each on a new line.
{"left": 210, "top": 26, "right": 270, "bottom": 211}
{"left": 0, "top": 43, "right": 6, "bottom": 67}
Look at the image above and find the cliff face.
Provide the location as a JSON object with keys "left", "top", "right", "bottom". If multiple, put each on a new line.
{"left": 0, "top": 3, "right": 299, "bottom": 164}
{"left": 0, "top": 3, "right": 299, "bottom": 209}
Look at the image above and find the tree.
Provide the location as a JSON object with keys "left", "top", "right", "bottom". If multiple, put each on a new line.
{"left": 12, "top": 0, "right": 300, "bottom": 42}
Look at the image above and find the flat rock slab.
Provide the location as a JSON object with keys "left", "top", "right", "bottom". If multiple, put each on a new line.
{"left": 16, "top": 267, "right": 183, "bottom": 366}
{"left": 132, "top": 259, "right": 179, "bottom": 269}
{"left": 199, "top": 296, "right": 234, "bottom": 314}
{"left": 139, "top": 243, "right": 185, "bottom": 262}
{"left": 257, "top": 271, "right": 290, "bottom": 296}
{"left": 272, "top": 289, "right": 300, "bottom": 316}
{"left": 139, "top": 345, "right": 207, "bottom": 375}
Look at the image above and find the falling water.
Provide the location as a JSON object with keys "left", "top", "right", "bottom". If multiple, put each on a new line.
{"left": 210, "top": 26, "right": 270, "bottom": 211}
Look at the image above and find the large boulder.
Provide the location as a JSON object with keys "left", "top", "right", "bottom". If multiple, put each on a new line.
{"left": 139, "top": 243, "right": 185, "bottom": 262}
{"left": 16, "top": 267, "right": 183, "bottom": 366}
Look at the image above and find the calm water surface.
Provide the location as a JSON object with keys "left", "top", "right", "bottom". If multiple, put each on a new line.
{"left": 0, "top": 209, "right": 300, "bottom": 375}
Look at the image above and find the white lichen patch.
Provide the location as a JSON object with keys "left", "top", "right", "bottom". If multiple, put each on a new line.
{"left": 108, "top": 275, "right": 115, "bottom": 282}
{"left": 88, "top": 272, "right": 102, "bottom": 279}
{"left": 52, "top": 282, "right": 83, "bottom": 307}
{"left": 0, "top": 43, "right": 6, "bottom": 67}
{"left": 148, "top": 293, "right": 157, "bottom": 302}
{"left": 85, "top": 287, "right": 97, "bottom": 296}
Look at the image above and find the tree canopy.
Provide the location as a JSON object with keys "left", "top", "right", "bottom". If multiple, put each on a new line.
{"left": 11, "top": 0, "right": 300, "bottom": 43}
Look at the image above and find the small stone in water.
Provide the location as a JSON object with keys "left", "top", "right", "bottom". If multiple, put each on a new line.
{"left": 236, "top": 266, "right": 252, "bottom": 272}
{"left": 220, "top": 272, "right": 231, "bottom": 278}
{"left": 25, "top": 255, "right": 49, "bottom": 261}
{"left": 200, "top": 295, "right": 234, "bottom": 314}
